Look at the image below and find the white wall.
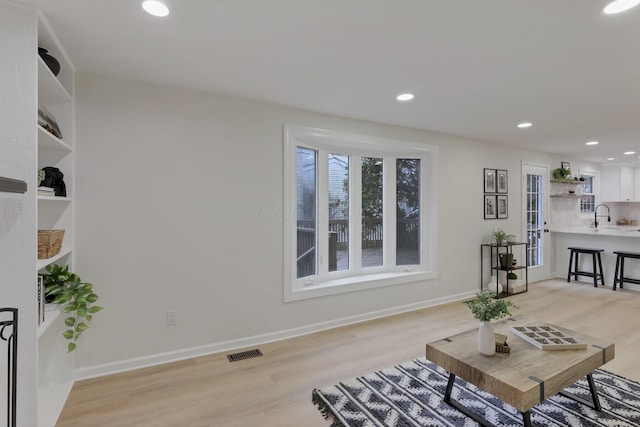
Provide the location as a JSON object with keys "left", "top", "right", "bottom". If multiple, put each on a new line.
{"left": 73, "top": 72, "right": 557, "bottom": 377}
{"left": 0, "top": 2, "right": 38, "bottom": 426}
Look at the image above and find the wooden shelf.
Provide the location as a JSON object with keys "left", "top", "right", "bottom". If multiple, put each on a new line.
{"left": 550, "top": 180, "right": 582, "bottom": 185}
{"left": 550, "top": 194, "right": 581, "bottom": 199}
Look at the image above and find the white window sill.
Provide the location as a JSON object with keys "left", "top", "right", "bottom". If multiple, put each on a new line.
{"left": 285, "top": 270, "right": 437, "bottom": 302}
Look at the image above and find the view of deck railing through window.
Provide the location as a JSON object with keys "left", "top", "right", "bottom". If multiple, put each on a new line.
{"left": 285, "top": 124, "right": 435, "bottom": 300}
{"left": 296, "top": 147, "right": 316, "bottom": 278}
{"left": 297, "top": 218, "right": 420, "bottom": 275}
{"left": 296, "top": 153, "right": 420, "bottom": 277}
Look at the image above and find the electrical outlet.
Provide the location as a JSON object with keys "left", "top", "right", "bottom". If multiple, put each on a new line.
{"left": 167, "top": 310, "right": 178, "bottom": 326}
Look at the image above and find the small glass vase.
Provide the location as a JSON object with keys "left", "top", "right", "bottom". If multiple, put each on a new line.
{"left": 478, "top": 321, "right": 495, "bottom": 356}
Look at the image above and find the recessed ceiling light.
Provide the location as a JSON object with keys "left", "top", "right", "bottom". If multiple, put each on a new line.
{"left": 624, "top": 151, "right": 636, "bottom": 155}
{"left": 585, "top": 141, "right": 599, "bottom": 146}
{"left": 396, "top": 93, "right": 414, "bottom": 102}
{"left": 142, "top": 0, "right": 169, "bottom": 17}
{"left": 607, "top": 157, "right": 615, "bottom": 161}
{"left": 517, "top": 122, "right": 532, "bottom": 128}
{"left": 604, "top": 0, "right": 640, "bottom": 14}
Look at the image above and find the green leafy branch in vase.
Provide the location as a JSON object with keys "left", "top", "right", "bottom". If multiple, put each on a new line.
{"left": 465, "top": 290, "right": 518, "bottom": 322}
{"left": 43, "top": 264, "right": 103, "bottom": 352}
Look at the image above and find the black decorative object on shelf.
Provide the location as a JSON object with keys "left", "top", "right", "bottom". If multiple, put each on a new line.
{"left": 41, "top": 167, "right": 66, "bottom": 197}
{"left": 38, "top": 47, "right": 60, "bottom": 76}
{"left": 1, "top": 308, "right": 18, "bottom": 427}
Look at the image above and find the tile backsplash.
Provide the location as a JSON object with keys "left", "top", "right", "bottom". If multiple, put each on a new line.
{"left": 551, "top": 199, "right": 640, "bottom": 227}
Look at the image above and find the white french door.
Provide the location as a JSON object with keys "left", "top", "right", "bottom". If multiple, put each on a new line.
{"left": 522, "top": 163, "right": 550, "bottom": 282}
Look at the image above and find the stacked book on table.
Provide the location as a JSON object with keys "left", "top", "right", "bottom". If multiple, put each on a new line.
{"left": 37, "top": 186, "right": 55, "bottom": 196}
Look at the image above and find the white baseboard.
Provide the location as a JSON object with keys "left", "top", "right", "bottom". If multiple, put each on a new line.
{"left": 74, "top": 290, "right": 476, "bottom": 380}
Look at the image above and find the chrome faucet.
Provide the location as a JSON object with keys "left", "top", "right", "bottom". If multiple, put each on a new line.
{"left": 594, "top": 204, "right": 611, "bottom": 228}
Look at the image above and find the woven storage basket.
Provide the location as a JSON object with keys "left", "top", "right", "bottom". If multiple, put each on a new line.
{"left": 38, "top": 229, "right": 65, "bottom": 259}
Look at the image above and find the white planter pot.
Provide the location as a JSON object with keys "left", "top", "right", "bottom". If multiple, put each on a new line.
{"left": 498, "top": 270, "right": 508, "bottom": 286}
{"left": 485, "top": 276, "right": 503, "bottom": 295}
{"left": 478, "top": 321, "right": 495, "bottom": 356}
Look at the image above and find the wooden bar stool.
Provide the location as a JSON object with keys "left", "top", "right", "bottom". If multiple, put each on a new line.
{"left": 567, "top": 247, "right": 605, "bottom": 288}
{"left": 612, "top": 251, "right": 640, "bottom": 290}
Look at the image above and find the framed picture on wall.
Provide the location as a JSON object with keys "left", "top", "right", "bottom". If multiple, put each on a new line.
{"left": 497, "top": 195, "right": 508, "bottom": 219}
{"left": 497, "top": 169, "right": 508, "bottom": 193}
{"left": 484, "top": 195, "right": 497, "bottom": 219}
{"left": 484, "top": 168, "right": 496, "bottom": 193}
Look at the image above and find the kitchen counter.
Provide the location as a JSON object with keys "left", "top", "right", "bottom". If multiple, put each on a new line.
{"left": 551, "top": 225, "right": 640, "bottom": 238}
{"left": 551, "top": 225, "right": 640, "bottom": 292}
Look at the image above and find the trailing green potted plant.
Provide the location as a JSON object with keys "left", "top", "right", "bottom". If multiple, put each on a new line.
{"left": 43, "top": 263, "right": 103, "bottom": 352}
{"left": 465, "top": 290, "right": 518, "bottom": 356}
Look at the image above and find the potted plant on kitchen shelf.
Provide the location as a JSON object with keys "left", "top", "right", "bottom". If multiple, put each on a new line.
{"left": 465, "top": 290, "right": 518, "bottom": 356}
{"left": 42, "top": 263, "right": 103, "bottom": 352}
{"left": 553, "top": 167, "right": 572, "bottom": 182}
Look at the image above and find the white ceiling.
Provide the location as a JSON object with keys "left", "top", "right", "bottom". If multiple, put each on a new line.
{"left": 23, "top": 0, "right": 640, "bottom": 166}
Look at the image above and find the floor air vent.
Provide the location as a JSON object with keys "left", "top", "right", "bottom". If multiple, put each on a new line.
{"left": 227, "top": 348, "right": 263, "bottom": 362}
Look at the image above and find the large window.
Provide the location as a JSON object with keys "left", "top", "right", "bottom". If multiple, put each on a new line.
{"left": 284, "top": 125, "right": 436, "bottom": 301}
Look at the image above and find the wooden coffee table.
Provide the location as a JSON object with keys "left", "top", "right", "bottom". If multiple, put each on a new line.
{"left": 425, "top": 319, "right": 614, "bottom": 426}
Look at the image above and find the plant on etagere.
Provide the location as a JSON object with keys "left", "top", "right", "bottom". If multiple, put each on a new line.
{"left": 42, "top": 263, "right": 103, "bottom": 352}
{"left": 492, "top": 228, "right": 515, "bottom": 246}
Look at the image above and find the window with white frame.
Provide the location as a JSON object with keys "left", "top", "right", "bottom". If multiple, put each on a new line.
{"left": 284, "top": 125, "right": 437, "bottom": 301}
{"left": 580, "top": 173, "right": 596, "bottom": 214}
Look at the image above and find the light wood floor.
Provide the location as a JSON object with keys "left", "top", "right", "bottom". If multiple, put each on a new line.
{"left": 56, "top": 279, "right": 640, "bottom": 427}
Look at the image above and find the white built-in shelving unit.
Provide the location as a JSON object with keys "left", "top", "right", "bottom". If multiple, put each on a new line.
{"left": 36, "top": 12, "right": 75, "bottom": 427}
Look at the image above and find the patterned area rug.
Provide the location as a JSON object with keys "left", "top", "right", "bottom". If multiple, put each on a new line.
{"left": 312, "top": 358, "right": 640, "bottom": 426}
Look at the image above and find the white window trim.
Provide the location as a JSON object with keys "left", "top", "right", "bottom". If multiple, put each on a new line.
{"left": 283, "top": 124, "right": 438, "bottom": 302}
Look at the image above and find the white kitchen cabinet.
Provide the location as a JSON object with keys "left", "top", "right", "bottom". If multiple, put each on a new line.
{"left": 601, "top": 165, "right": 634, "bottom": 202}
{"left": 634, "top": 168, "right": 640, "bottom": 202}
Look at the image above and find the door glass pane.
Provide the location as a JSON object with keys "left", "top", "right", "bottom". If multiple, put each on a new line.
{"left": 328, "top": 154, "right": 349, "bottom": 272}
{"left": 526, "top": 173, "right": 543, "bottom": 267}
{"left": 296, "top": 147, "right": 316, "bottom": 278}
{"left": 396, "top": 159, "right": 420, "bottom": 265}
{"left": 362, "top": 157, "right": 383, "bottom": 267}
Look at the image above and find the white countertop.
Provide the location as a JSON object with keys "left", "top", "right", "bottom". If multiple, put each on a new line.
{"left": 551, "top": 225, "right": 640, "bottom": 237}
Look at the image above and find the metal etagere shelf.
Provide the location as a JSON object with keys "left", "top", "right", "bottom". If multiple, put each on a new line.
{"left": 480, "top": 242, "right": 529, "bottom": 298}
